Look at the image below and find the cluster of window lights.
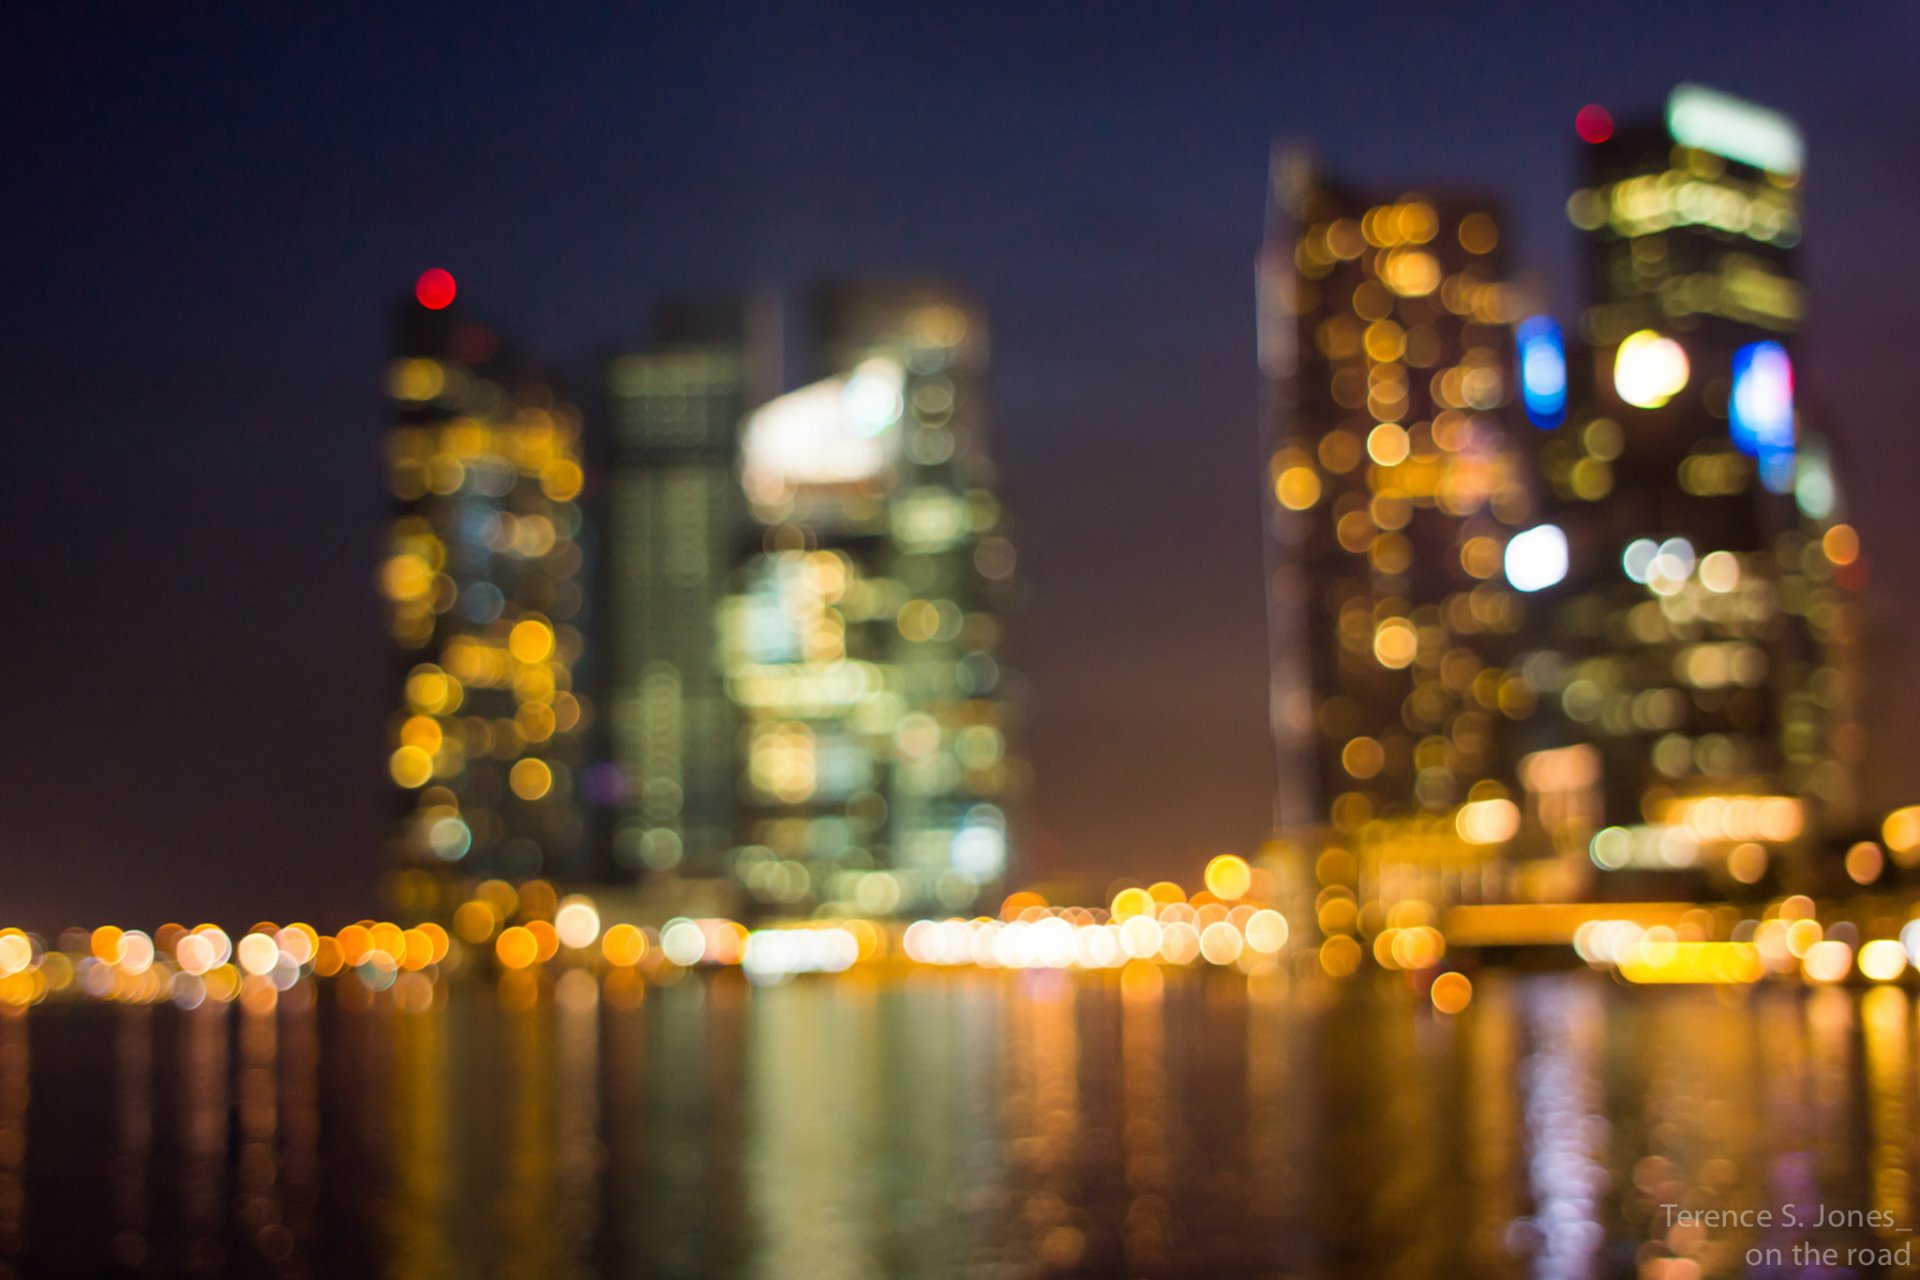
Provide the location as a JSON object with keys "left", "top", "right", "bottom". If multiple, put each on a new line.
{"left": 384, "top": 316, "right": 588, "bottom": 873}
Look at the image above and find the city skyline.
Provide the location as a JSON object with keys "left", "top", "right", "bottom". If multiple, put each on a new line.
{"left": 9, "top": 12, "right": 1920, "bottom": 1276}
{"left": 6, "top": 4, "right": 1920, "bottom": 928}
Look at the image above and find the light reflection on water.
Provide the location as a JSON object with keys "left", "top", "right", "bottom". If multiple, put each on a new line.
{"left": 1, "top": 972, "right": 1917, "bottom": 1278}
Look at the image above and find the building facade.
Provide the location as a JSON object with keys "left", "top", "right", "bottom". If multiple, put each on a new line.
{"left": 601, "top": 301, "right": 767, "bottom": 896}
{"left": 1519, "top": 86, "right": 1864, "bottom": 890}
{"left": 381, "top": 277, "right": 591, "bottom": 908}
{"left": 604, "top": 284, "right": 1018, "bottom": 918}
{"left": 1258, "top": 151, "right": 1540, "bottom": 913}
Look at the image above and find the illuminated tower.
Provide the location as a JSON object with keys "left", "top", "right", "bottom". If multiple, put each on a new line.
{"left": 1258, "top": 152, "right": 1539, "bottom": 904}
{"left": 381, "top": 270, "right": 590, "bottom": 904}
{"left": 721, "top": 284, "right": 1018, "bottom": 917}
{"left": 602, "top": 301, "right": 767, "bottom": 901}
{"left": 1519, "top": 87, "right": 1863, "bottom": 888}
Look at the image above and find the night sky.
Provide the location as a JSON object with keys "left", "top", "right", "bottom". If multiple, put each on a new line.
{"left": 6, "top": 3, "right": 1918, "bottom": 929}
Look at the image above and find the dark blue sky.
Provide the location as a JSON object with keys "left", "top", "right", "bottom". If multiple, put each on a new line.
{"left": 5, "top": 2, "right": 1917, "bottom": 926}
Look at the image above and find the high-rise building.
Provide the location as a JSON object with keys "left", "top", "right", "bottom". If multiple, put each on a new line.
{"left": 1258, "top": 152, "right": 1540, "bottom": 908}
{"left": 723, "top": 285, "right": 1018, "bottom": 918}
{"left": 601, "top": 301, "right": 769, "bottom": 899}
{"left": 381, "top": 272, "right": 591, "bottom": 906}
{"left": 603, "top": 283, "right": 1018, "bottom": 918}
{"left": 1515, "top": 86, "right": 1864, "bottom": 889}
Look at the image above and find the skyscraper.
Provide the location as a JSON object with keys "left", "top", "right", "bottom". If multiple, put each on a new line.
{"left": 381, "top": 272, "right": 591, "bottom": 908}
{"left": 1517, "top": 86, "right": 1864, "bottom": 888}
{"left": 723, "top": 285, "right": 1018, "bottom": 918}
{"left": 601, "top": 301, "right": 769, "bottom": 901}
{"left": 604, "top": 283, "right": 1018, "bottom": 918}
{"left": 1259, "top": 152, "right": 1539, "bottom": 909}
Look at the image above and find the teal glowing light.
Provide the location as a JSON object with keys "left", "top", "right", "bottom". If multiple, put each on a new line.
{"left": 1666, "top": 84, "right": 1803, "bottom": 175}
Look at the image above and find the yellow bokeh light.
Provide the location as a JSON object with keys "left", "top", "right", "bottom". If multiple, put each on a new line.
{"left": 1457, "top": 212, "right": 1498, "bottom": 254}
{"left": 1845, "top": 841, "right": 1884, "bottom": 886}
{"left": 389, "top": 745, "right": 434, "bottom": 788}
{"left": 1275, "top": 466, "right": 1321, "bottom": 511}
{"left": 508, "top": 618, "right": 556, "bottom": 664}
{"left": 509, "top": 758, "right": 554, "bottom": 800}
{"left": 1883, "top": 806, "right": 1920, "bottom": 862}
{"left": 416, "top": 922, "right": 450, "bottom": 964}
{"left": 1319, "top": 934, "right": 1361, "bottom": 978}
{"left": 400, "top": 928, "right": 435, "bottom": 971}
{"left": 1858, "top": 939, "right": 1908, "bottom": 983}
{"left": 1341, "top": 736, "right": 1384, "bottom": 779}
{"left": 1203, "top": 854, "right": 1253, "bottom": 901}
{"left": 1366, "top": 422, "right": 1410, "bottom": 466}
{"left": 90, "top": 925, "right": 124, "bottom": 964}
{"left": 1823, "top": 523, "right": 1860, "bottom": 567}
{"left": 1430, "top": 971, "right": 1473, "bottom": 1014}
{"left": 453, "top": 901, "right": 497, "bottom": 944}
{"left": 495, "top": 926, "right": 538, "bottom": 970}
{"left": 399, "top": 715, "right": 442, "bottom": 753}
{"left": 390, "top": 358, "right": 445, "bottom": 401}
{"left": 406, "top": 666, "right": 454, "bottom": 714}
{"left": 368, "top": 921, "right": 406, "bottom": 961}
{"left": 1727, "top": 841, "right": 1768, "bottom": 885}
{"left": 541, "top": 458, "right": 584, "bottom": 501}
{"left": 1373, "top": 618, "right": 1417, "bottom": 669}
{"left": 602, "top": 923, "right": 647, "bottom": 967}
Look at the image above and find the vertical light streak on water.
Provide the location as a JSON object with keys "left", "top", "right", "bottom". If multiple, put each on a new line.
{"left": 497, "top": 969, "right": 556, "bottom": 1278}
{"left": 1807, "top": 986, "right": 1859, "bottom": 1222}
{"left": 234, "top": 982, "right": 287, "bottom": 1267}
{"left": 179, "top": 1001, "right": 228, "bottom": 1274}
{"left": 1466, "top": 976, "right": 1522, "bottom": 1276}
{"left": 110, "top": 1003, "right": 151, "bottom": 1271}
{"left": 388, "top": 974, "right": 448, "bottom": 1278}
{"left": 599, "top": 971, "right": 647, "bottom": 1277}
{"left": 1859, "top": 986, "right": 1910, "bottom": 1234}
{"left": 1119, "top": 965, "right": 1171, "bottom": 1272}
{"left": 1391, "top": 978, "right": 1448, "bottom": 1273}
{"left": 553, "top": 969, "right": 602, "bottom": 1268}
{"left": 1243, "top": 970, "right": 1286, "bottom": 1252}
{"left": 642, "top": 979, "right": 717, "bottom": 1276}
{"left": 1183, "top": 973, "right": 1250, "bottom": 1267}
{"left": 0, "top": 1011, "right": 25, "bottom": 1275}
{"left": 1009, "top": 970, "right": 1084, "bottom": 1271}
{"left": 1247, "top": 968, "right": 1317, "bottom": 1272}
{"left": 960, "top": 978, "right": 1006, "bottom": 1250}
{"left": 1634, "top": 988, "right": 1772, "bottom": 1268}
{"left": 1519, "top": 975, "right": 1606, "bottom": 1280}
{"left": 1749, "top": 988, "right": 1815, "bottom": 1267}
{"left": 912, "top": 975, "right": 1004, "bottom": 1272}
{"left": 745, "top": 978, "right": 881, "bottom": 1279}
{"left": 278, "top": 981, "right": 320, "bottom": 1278}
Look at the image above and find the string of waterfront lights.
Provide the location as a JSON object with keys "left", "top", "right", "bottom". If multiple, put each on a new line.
{"left": 9, "top": 832, "right": 1920, "bottom": 1015}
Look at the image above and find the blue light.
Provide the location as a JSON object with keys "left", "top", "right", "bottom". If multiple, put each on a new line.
{"left": 1516, "top": 316, "right": 1567, "bottom": 429}
{"left": 1730, "top": 340, "right": 1795, "bottom": 493}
